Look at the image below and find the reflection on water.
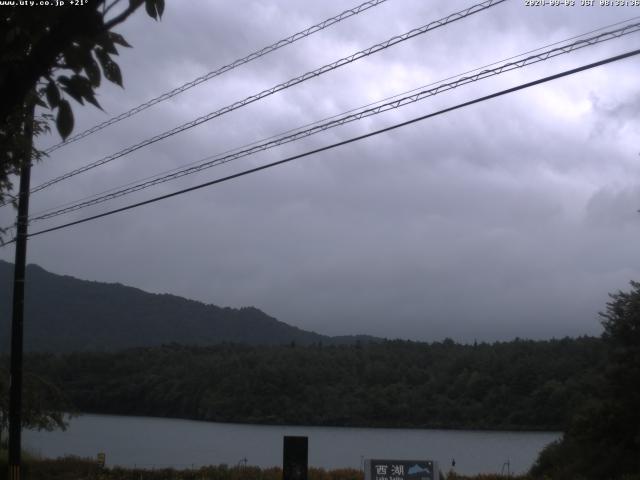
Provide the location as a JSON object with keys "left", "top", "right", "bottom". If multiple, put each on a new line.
{"left": 24, "top": 414, "right": 560, "bottom": 476}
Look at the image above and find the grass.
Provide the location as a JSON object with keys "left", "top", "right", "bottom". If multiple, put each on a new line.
{"left": 0, "top": 455, "right": 535, "bottom": 480}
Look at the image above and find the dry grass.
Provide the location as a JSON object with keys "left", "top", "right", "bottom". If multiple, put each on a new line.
{"left": 0, "top": 456, "right": 533, "bottom": 480}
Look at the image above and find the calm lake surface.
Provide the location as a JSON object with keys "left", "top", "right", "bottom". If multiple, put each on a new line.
{"left": 24, "top": 414, "right": 560, "bottom": 476}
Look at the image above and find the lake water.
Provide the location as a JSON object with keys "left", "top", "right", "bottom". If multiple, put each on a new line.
{"left": 23, "top": 414, "right": 560, "bottom": 476}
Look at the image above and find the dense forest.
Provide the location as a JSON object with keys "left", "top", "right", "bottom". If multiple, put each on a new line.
{"left": 13, "top": 336, "right": 605, "bottom": 431}
{"left": 1, "top": 261, "right": 638, "bottom": 479}
{"left": 530, "top": 281, "right": 640, "bottom": 480}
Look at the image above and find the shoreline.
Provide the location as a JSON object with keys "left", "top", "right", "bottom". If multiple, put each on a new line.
{"left": 63, "top": 411, "right": 564, "bottom": 435}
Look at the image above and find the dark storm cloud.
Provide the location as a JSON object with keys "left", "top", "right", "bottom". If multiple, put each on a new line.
{"left": 2, "top": 0, "right": 640, "bottom": 342}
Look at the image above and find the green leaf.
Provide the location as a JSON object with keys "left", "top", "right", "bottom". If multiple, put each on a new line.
{"left": 96, "top": 32, "right": 118, "bottom": 55}
{"left": 46, "top": 81, "right": 60, "bottom": 108}
{"left": 77, "top": 82, "right": 101, "bottom": 110}
{"left": 34, "top": 96, "right": 47, "bottom": 108}
{"left": 108, "top": 32, "right": 132, "bottom": 48}
{"left": 94, "top": 47, "right": 109, "bottom": 67}
{"left": 155, "top": 0, "right": 164, "bottom": 19}
{"left": 84, "top": 55, "right": 101, "bottom": 88}
{"left": 83, "top": 90, "right": 101, "bottom": 110}
{"left": 56, "top": 99, "right": 74, "bottom": 140}
{"left": 105, "top": 60, "right": 123, "bottom": 87}
{"left": 62, "top": 75, "right": 102, "bottom": 110}
{"left": 96, "top": 48, "right": 122, "bottom": 87}
{"left": 58, "top": 76, "right": 84, "bottom": 105}
{"left": 63, "top": 45, "right": 84, "bottom": 73}
{"left": 145, "top": 0, "right": 158, "bottom": 19}
{"left": 95, "top": 48, "right": 123, "bottom": 87}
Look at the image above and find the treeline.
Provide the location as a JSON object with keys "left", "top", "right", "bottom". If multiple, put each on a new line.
{"left": 529, "top": 281, "right": 640, "bottom": 479}
{"left": 20, "top": 337, "right": 604, "bottom": 431}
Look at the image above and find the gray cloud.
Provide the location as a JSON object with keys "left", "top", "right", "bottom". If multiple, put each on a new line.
{"left": 2, "top": 0, "right": 640, "bottom": 342}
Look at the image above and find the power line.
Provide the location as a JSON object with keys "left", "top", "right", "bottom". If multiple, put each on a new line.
{"left": 13, "top": 47, "right": 640, "bottom": 243}
{"left": 43, "top": 0, "right": 391, "bottom": 154}
{"left": 22, "top": 0, "right": 506, "bottom": 199}
{"left": 26, "top": 20, "right": 640, "bottom": 223}
{"left": 29, "top": 14, "right": 639, "bottom": 221}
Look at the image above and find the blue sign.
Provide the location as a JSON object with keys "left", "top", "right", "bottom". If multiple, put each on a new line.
{"left": 367, "top": 459, "right": 437, "bottom": 480}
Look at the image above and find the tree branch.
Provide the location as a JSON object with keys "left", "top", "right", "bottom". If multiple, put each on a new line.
{"left": 104, "top": 0, "right": 144, "bottom": 30}
{"left": 103, "top": 0, "right": 123, "bottom": 17}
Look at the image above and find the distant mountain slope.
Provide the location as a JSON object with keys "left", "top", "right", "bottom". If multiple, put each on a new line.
{"left": 0, "top": 261, "right": 378, "bottom": 352}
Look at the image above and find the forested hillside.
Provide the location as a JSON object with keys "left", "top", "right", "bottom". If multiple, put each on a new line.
{"left": 0, "top": 261, "right": 376, "bottom": 352}
{"left": 20, "top": 337, "right": 604, "bottom": 431}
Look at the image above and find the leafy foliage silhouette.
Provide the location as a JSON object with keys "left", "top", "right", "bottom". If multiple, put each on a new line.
{"left": 0, "top": 0, "right": 164, "bottom": 207}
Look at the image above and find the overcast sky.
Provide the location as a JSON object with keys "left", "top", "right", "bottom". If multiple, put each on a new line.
{"left": 2, "top": 0, "right": 640, "bottom": 342}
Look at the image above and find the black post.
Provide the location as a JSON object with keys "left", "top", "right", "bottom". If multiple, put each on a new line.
{"left": 283, "top": 436, "right": 308, "bottom": 480}
{"left": 8, "top": 103, "right": 34, "bottom": 480}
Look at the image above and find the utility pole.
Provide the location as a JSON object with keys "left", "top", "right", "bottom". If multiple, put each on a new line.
{"left": 8, "top": 102, "right": 34, "bottom": 480}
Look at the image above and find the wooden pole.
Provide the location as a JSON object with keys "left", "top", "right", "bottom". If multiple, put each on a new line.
{"left": 8, "top": 102, "right": 34, "bottom": 480}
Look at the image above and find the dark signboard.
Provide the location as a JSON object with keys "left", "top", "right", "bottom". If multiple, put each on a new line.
{"left": 368, "top": 459, "right": 436, "bottom": 480}
{"left": 283, "top": 436, "right": 308, "bottom": 480}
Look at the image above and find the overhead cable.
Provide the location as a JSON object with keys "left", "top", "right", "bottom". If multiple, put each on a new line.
{"left": 12, "top": 47, "right": 640, "bottom": 242}
{"left": 24, "top": 0, "right": 506, "bottom": 199}
{"left": 43, "top": 0, "right": 392, "bottom": 154}
{"left": 27, "top": 21, "right": 640, "bottom": 223}
{"left": 33, "top": 13, "right": 639, "bottom": 221}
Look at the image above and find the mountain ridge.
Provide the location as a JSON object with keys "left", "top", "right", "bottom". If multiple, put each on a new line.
{"left": 0, "top": 260, "right": 380, "bottom": 352}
